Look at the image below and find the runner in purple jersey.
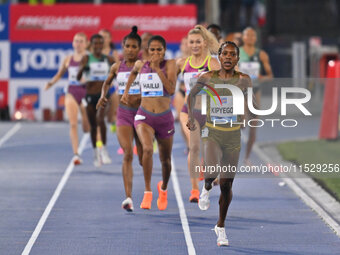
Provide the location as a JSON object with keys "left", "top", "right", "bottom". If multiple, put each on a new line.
{"left": 121, "top": 35, "right": 177, "bottom": 211}
{"left": 45, "top": 32, "right": 90, "bottom": 165}
{"left": 97, "top": 26, "right": 142, "bottom": 212}
{"left": 176, "top": 25, "right": 220, "bottom": 203}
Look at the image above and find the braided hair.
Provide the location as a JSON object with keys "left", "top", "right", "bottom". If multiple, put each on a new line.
{"left": 218, "top": 41, "right": 240, "bottom": 56}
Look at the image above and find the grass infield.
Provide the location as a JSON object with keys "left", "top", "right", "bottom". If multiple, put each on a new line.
{"left": 277, "top": 139, "right": 340, "bottom": 201}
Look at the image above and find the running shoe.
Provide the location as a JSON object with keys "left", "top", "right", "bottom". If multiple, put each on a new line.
{"left": 133, "top": 145, "right": 137, "bottom": 155}
{"left": 157, "top": 181, "right": 168, "bottom": 210}
{"left": 96, "top": 140, "right": 103, "bottom": 148}
{"left": 73, "top": 154, "right": 83, "bottom": 165}
{"left": 153, "top": 140, "right": 158, "bottom": 153}
{"left": 94, "top": 148, "right": 101, "bottom": 167}
{"left": 122, "top": 197, "right": 134, "bottom": 212}
{"left": 110, "top": 123, "right": 116, "bottom": 133}
{"left": 198, "top": 186, "right": 210, "bottom": 210}
{"left": 214, "top": 225, "right": 229, "bottom": 246}
{"left": 117, "top": 147, "right": 124, "bottom": 155}
{"left": 189, "top": 189, "right": 199, "bottom": 203}
{"left": 140, "top": 191, "right": 152, "bottom": 209}
{"left": 101, "top": 146, "right": 112, "bottom": 164}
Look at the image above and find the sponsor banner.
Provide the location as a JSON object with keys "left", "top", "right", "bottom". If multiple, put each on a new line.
{"left": 10, "top": 4, "right": 196, "bottom": 43}
{"left": 0, "top": 81, "right": 8, "bottom": 108}
{"left": 10, "top": 42, "right": 180, "bottom": 78}
{"left": 11, "top": 43, "right": 73, "bottom": 78}
{"left": 9, "top": 79, "right": 67, "bottom": 120}
{"left": 0, "top": 41, "right": 10, "bottom": 79}
{"left": 0, "top": 4, "right": 9, "bottom": 40}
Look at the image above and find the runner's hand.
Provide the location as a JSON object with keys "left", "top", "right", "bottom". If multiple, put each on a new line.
{"left": 186, "top": 117, "right": 196, "bottom": 131}
{"left": 96, "top": 97, "right": 108, "bottom": 110}
{"left": 44, "top": 82, "right": 53, "bottom": 91}
{"left": 121, "top": 93, "right": 129, "bottom": 105}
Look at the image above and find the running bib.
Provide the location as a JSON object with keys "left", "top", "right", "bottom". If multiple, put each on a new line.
{"left": 68, "top": 66, "right": 81, "bottom": 85}
{"left": 117, "top": 72, "right": 140, "bottom": 95}
{"left": 89, "top": 62, "right": 109, "bottom": 81}
{"left": 239, "top": 62, "right": 260, "bottom": 80}
{"left": 183, "top": 72, "right": 199, "bottom": 95}
{"left": 210, "top": 96, "right": 237, "bottom": 123}
{"left": 140, "top": 73, "right": 163, "bottom": 97}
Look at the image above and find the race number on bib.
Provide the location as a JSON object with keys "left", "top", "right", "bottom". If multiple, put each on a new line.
{"left": 183, "top": 72, "right": 199, "bottom": 94}
{"left": 239, "top": 62, "right": 260, "bottom": 80}
{"left": 117, "top": 72, "right": 140, "bottom": 95}
{"left": 68, "top": 66, "right": 81, "bottom": 85}
{"left": 210, "top": 96, "right": 237, "bottom": 123}
{"left": 89, "top": 62, "right": 109, "bottom": 81}
{"left": 140, "top": 73, "right": 164, "bottom": 97}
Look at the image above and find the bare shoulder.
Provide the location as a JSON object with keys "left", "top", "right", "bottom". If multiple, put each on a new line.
{"left": 238, "top": 72, "right": 252, "bottom": 88}
{"left": 176, "top": 57, "right": 187, "bottom": 69}
{"left": 259, "top": 50, "right": 269, "bottom": 60}
{"left": 63, "top": 55, "right": 72, "bottom": 68}
{"left": 166, "top": 59, "right": 176, "bottom": 67}
{"left": 110, "top": 61, "right": 120, "bottom": 73}
{"left": 209, "top": 57, "right": 221, "bottom": 70}
{"left": 81, "top": 54, "right": 89, "bottom": 64}
{"left": 200, "top": 70, "right": 215, "bottom": 79}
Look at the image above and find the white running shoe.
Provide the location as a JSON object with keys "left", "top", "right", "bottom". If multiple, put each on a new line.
{"left": 101, "top": 146, "right": 112, "bottom": 164}
{"left": 73, "top": 154, "right": 83, "bottom": 165}
{"left": 198, "top": 186, "right": 210, "bottom": 210}
{"left": 94, "top": 148, "right": 102, "bottom": 167}
{"left": 214, "top": 225, "right": 229, "bottom": 246}
{"left": 122, "top": 197, "right": 134, "bottom": 212}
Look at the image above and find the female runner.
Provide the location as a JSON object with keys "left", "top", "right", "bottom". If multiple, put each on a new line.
{"left": 99, "top": 29, "right": 120, "bottom": 133}
{"left": 188, "top": 41, "right": 253, "bottom": 246}
{"left": 97, "top": 26, "right": 143, "bottom": 212}
{"left": 45, "top": 32, "right": 90, "bottom": 165}
{"left": 77, "top": 34, "right": 114, "bottom": 167}
{"left": 121, "top": 35, "right": 177, "bottom": 211}
{"left": 177, "top": 25, "right": 220, "bottom": 202}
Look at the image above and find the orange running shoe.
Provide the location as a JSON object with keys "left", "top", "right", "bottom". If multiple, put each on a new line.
{"left": 157, "top": 181, "right": 168, "bottom": 211}
{"left": 133, "top": 145, "right": 137, "bottom": 155}
{"left": 140, "top": 191, "right": 152, "bottom": 209}
{"left": 189, "top": 189, "right": 199, "bottom": 203}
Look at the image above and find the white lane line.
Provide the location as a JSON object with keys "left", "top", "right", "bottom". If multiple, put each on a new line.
{"left": 22, "top": 133, "right": 89, "bottom": 255}
{"left": 171, "top": 155, "right": 196, "bottom": 255}
{"left": 0, "top": 123, "right": 21, "bottom": 148}
{"left": 241, "top": 134, "right": 340, "bottom": 237}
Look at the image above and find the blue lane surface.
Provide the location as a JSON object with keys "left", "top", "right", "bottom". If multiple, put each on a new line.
{"left": 0, "top": 121, "right": 339, "bottom": 255}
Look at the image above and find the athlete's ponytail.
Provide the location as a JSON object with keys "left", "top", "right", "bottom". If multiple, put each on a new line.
{"left": 123, "top": 26, "right": 142, "bottom": 47}
{"left": 188, "top": 25, "right": 219, "bottom": 55}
